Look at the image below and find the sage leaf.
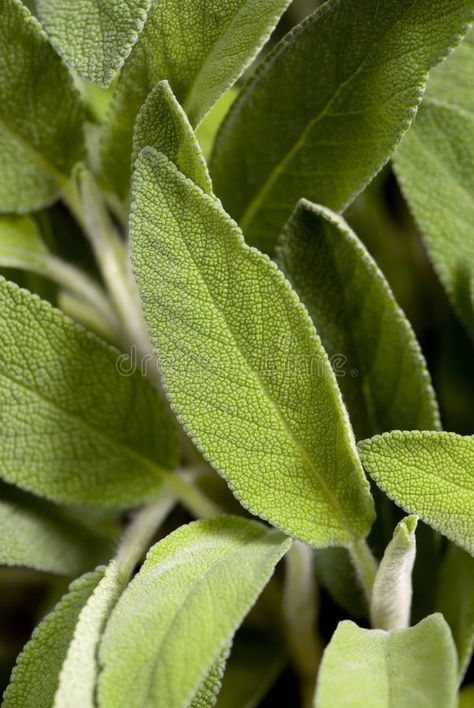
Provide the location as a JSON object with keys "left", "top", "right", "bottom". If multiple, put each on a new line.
{"left": 98, "top": 516, "right": 291, "bottom": 708}
{"left": 437, "top": 544, "right": 474, "bottom": 680}
{"left": 0, "top": 277, "right": 178, "bottom": 507}
{"left": 0, "top": 482, "right": 109, "bottom": 575}
{"left": 370, "top": 516, "right": 417, "bottom": 631}
{"left": 3, "top": 569, "right": 104, "bottom": 708}
{"left": 358, "top": 431, "right": 474, "bottom": 555}
{"left": 315, "top": 614, "right": 458, "bottom": 708}
{"left": 101, "top": 0, "right": 290, "bottom": 197}
{"left": 133, "top": 81, "right": 212, "bottom": 194}
{"left": 36, "top": 0, "right": 153, "bottom": 87}
{"left": 394, "top": 29, "right": 474, "bottom": 340}
{"left": 277, "top": 202, "right": 440, "bottom": 439}
{"left": 131, "top": 149, "right": 375, "bottom": 548}
{"left": 0, "top": 0, "right": 84, "bottom": 213}
{"left": 191, "top": 644, "right": 231, "bottom": 708}
{"left": 211, "top": 0, "right": 474, "bottom": 254}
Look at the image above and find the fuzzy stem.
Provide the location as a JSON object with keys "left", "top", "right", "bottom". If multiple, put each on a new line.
{"left": 348, "top": 537, "right": 378, "bottom": 605}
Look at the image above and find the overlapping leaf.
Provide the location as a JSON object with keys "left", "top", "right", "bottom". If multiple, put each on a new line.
{"left": 131, "top": 149, "right": 375, "bottom": 548}
{"left": 211, "top": 0, "right": 474, "bottom": 254}
{"left": 0, "top": 0, "right": 84, "bottom": 212}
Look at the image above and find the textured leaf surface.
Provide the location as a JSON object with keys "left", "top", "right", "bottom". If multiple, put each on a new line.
{"left": 98, "top": 516, "right": 291, "bottom": 708}
{"left": 0, "top": 278, "right": 177, "bottom": 507}
{"left": 36, "top": 0, "right": 152, "bottom": 86}
{"left": 131, "top": 149, "right": 374, "bottom": 548}
{"left": 191, "top": 644, "right": 230, "bottom": 708}
{"left": 133, "top": 81, "right": 212, "bottom": 194}
{"left": 370, "top": 516, "right": 417, "bottom": 631}
{"left": 358, "top": 431, "right": 474, "bottom": 555}
{"left": 315, "top": 614, "right": 458, "bottom": 708}
{"left": 437, "top": 544, "right": 474, "bottom": 680}
{"left": 277, "top": 202, "right": 440, "bottom": 439}
{"left": 3, "top": 569, "right": 104, "bottom": 708}
{"left": 0, "top": 0, "right": 84, "bottom": 212}
{"left": 394, "top": 29, "right": 474, "bottom": 340}
{"left": 211, "top": 0, "right": 474, "bottom": 254}
{"left": 101, "top": 0, "right": 290, "bottom": 196}
{"left": 0, "top": 483, "right": 109, "bottom": 575}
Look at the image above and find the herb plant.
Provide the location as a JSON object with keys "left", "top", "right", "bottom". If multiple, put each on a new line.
{"left": 0, "top": 0, "right": 473, "bottom": 706}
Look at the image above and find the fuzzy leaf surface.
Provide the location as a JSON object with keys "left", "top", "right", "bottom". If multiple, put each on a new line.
{"left": 131, "top": 149, "right": 375, "bottom": 548}
{"left": 98, "top": 516, "right": 291, "bottom": 708}
{"left": 358, "top": 431, "right": 474, "bottom": 555}
{"left": 211, "top": 0, "right": 474, "bottom": 254}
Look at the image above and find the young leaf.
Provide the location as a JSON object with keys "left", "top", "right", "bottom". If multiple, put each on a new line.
{"left": 315, "top": 614, "right": 458, "bottom": 708}
{"left": 437, "top": 544, "right": 474, "bottom": 680}
{"left": 133, "top": 81, "right": 212, "bottom": 195}
{"left": 358, "top": 431, "right": 474, "bottom": 555}
{"left": 0, "top": 277, "right": 178, "bottom": 507}
{"left": 131, "top": 149, "right": 375, "bottom": 548}
{"left": 98, "top": 516, "right": 291, "bottom": 708}
{"left": 277, "top": 202, "right": 440, "bottom": 439}
{"left": 370, "top": 516, "right": 417, "bottom": 631}
{"left": 0, "top": 0, "right": 84, "bottom": 213}
{"left": 3, "top": 569, "right": 104, "bottom": 708}
{"left": 0, "top": 482, "right": 110, "bottom": 576}
{"left": 36, "top": 0, "right": 153, "bottom": 87}
{"left": 100, "top": 0, "right": 290, "bottom": 197}
{"left": 210, "top": 0, "right": 474, "bottom": 254}
{"left": 394, "top": 30, "right": 474, "bottom": 340}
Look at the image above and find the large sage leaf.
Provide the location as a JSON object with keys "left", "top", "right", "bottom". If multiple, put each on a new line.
{"left": 277, "top": 202, "right": 440, "bottom": 439}
{"left": 0, "top": 277, "right": 177, "bottom": 507}
{"left": 211, "top": 0, "right": 474, "bottom": 254}
{"left": 358, "top": 431, "right": 474, "bottom": 555}
{"left": 131, "top": 149, "right": 375, "bottom": 548}
{"left": 394, "top": 29, "right": 474, "bottom": 340}
{"left": 101, "top": 0, "right": 290, "bottom": 197}
{"left": 36, "top": 0, "right": 152, "bottom": 87}
{"left": 315, "top": 614, "right": 458, "bottom": 708}
{"left": 98, "top": 516, "right": 291, "bottom": 708}
{"left": 3, "top": 569, "right": 104, "bottom": 708}
{"left": 0, "top": 0, "right": 84, "bottom": 213}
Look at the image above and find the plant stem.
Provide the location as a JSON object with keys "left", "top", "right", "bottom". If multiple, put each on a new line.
{"left": 348, "top": 537, "right": 378, "bottom": 606}
{"left": 165, "top": 468, "right": 221, "bottom": 519}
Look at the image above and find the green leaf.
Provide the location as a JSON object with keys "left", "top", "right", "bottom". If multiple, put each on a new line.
{"left": 210, "top": 0, "right": 474, "bottom": 254}
{"left": 197, "top": 89, "right": 239, "bottom": 162}
{"left": 315, "top": 614, "right": 458, "bottom": 708}
{"left": 394, "top": 30, "right": 474, "bottom": 340}
{"left": 98, "top": 516, "right": 291, "bottom": 708}
{"left": 358, "top": 431, "right": 474, "bottom": 555}
{"left": 133, "top": 81, "right": 212, "bottom": 194}
{"left": 100, "top": 0, "right": 290, "bottom": 197}
{"left": 0, "top": 215, "right": 47, "bottom": 255}
{"left": 36, "top": 0, "right": 153, "bottom": 87}
{"left": 131, "top": 149, "right": 374, "bottom": 548}
{"left": 0, "top": 277, "right": 178, "bottom": 507}
{"left": 460, "top": 686, "right": 474, "bottom": 708}
{"left": 437, "top": 543, "right": 474, "bottom": 680}
{"left": 191, "top": 644, "right": 231, "bottom": 708}
{"left": 0, "top": 0, "right": 84, "bottom": 213}
{"left": 0, "top": 482, "right": 110, "bottom": 575}
{"left": 3, "top": 568, "right": 104, "bottom": 708}
{"left": 277, "top": 202, "right": 440, "bottom": 439}
{"left": 314, "top": 547, "right": 366, "bottom": 619}
{"left": 370, "top": 516, "right": 418, "bottom": 631}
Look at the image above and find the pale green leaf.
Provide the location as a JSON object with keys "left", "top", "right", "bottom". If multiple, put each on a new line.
{"left": 0, "top": 215, "right": 47, "bottom": 255}
{"left": 131, "top": 149, "right": 375, "bottom": 548}
{"left": 211, "top": 0, "right": 474, "bottom": 254}
{"left": 0, "top": 0, "right": 84, "bottom": 213}
{"left": 101, "top": 0, "right": 290, "bottom": 197}
{"left": 358, "top": 431, "right": 474, "bottom": 555}
{"left": 370, "top": 516, "right": 418, "bottom": 631}
{"left": 191, "top": 644, "right": 231, "bottom": 708}
{"left": 133, "top": 81, "right": 212, "bottom": 194}
{"left": 394, "top": 32, "right": 474, "bottom": 340}
{"left": 315, "top": 614, "right": 458, "bottom": 708}
{"left": 36, "top": 0, "right": 153, "bottom": 87}
{"left": 0, "top": 277, "right": 178, "bottom": 507}
{"left": 197, "top": 88, "right": 239, "bottom": 162}
{"left": 0, "top": 482, "right": 110, "bottom": 575}
{"left": 437, "top": 544, "right": 474, "bottom": 680}
{"left": 3, "top": 569, "right": 104, "bottom": 708}
{"left": 98, "top": 516, "right": 291, "bottom": 708}
{"left": 277, "top": 202, "right": 440, "bottom": 439}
